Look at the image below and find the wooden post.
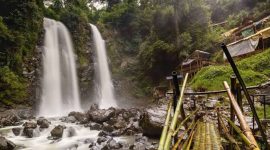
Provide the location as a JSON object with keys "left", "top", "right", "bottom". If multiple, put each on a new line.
{"left": 236, "top": 83, "right": 243, "bottom": 112}
{"left": 223, "top": 81, "right": 259, "bottom": 148}
{"left": 263, "top": 95, "right": 266, "bottom": 119}
{"left": 217, "top": 107, "right": 221, "bottom": 133}
{"left": 230, "top": 76, "right": 237, "bottom": 129}
{"left": 172, "top": 71, "right": 187, "bottom": 129}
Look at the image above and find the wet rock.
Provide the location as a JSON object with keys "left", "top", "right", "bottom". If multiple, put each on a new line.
{"left": 84, "top": 138, "right": 94, "bottom": 144}
{"left": 108, "top": 139, "right": 122, "bottom": 149}
{"left": 12, "top": 128, "right": 21, "bottom": 136}
{"left": 37, "top": 118, "right": 50, "bottom": 128}
{"left": 87, "top": 108, "right": 115, "bottom": 123}
{"left": 205, "top": 99, "right": 217, "bottom": 109}
{"left": 50, "top": 125, "right": 65, "bottom": 139}
{"left": 0, "top": 136, "right": 16, "bottom": 150}
{"left": 102, "top": 123, "right": 114, "bottom": 132}
{"left": 0, "top": 110, "right": 20, "bottom": 126}
{"left": 22, "top": 121, "right": 37, "bottom": 138}
{"left": 113, "top": 119, "right": 126, "bottom": 129}
{"left": 89, "top": 145, "right": 99, "bottom": 150}
{"left": 88, "top": 141, "right": 95, "bottom": 148}
{"left": 23, "top": 122, "right": 37, "bottom": 129}
{"left": 23, "top": 128, "right": 34, "bottom": 138}
{"left": 67, "top": 116, "right": 76, "bottom": 123}
{"left": 16, "top": 109, "right": 34, "bottom": 120}
{"left": 98, "top": 131, "right": 110, "bottom": 136}
{"left": 89, "top": 123, "right": 102, "bottom": 130}
{"left": 59, "top": 116, "right": 76, "bottom": 123}
{"left": 68, "top": 111, "right": 86, "bottom": 122}
{"left": 100, "top": 144, "right": 109, "bottom": 150}
{"left": 66, "top": 127, "right": 76, "bottom": 137}
{"left": 97, "top": 136, "right": 107, "bottom": 144}
{"left": 111, "top": 129, "right": 123, "bottom": 136}
{"left": 89, "top": 104, "right": 99, "bottom": 111}
{"left": 139, "top": 110, "right": 164, "bottom": 137}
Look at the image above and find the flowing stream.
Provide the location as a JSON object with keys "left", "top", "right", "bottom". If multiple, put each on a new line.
{"left": 0, "top": 118, "right": 134, "bottom": 150}
{"left": 38, "top": 18, "right": 81, "bottom": 117}
{"left": 90, "top": 24, "right": 117, "bottom": 109}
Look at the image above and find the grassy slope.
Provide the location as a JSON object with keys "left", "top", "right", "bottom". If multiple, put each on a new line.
{"left": 191, "top": 48, "right": 270, "bottom": 91}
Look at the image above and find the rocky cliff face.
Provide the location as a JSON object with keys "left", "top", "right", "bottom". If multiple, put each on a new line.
{"left": 22, "top": 30, "right": 44, "bottom": 110}
{"left": 77, "top": 26, "right": 96, "bottom": 106}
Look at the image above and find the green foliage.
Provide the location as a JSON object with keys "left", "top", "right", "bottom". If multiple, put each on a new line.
{"left": 139, "top": 39, "right": 177, "bottom": 82}
{"left": 191, "top": 49, "right": 270, "bottom": 91}
{"left": 0, "top": 0, "right": 43, "bottom": 73}
{"left": 0, "top": 67, "right": 27, "bottom": 105}
{"left": 0, "top": 0, "right": 43, "bottom": 106}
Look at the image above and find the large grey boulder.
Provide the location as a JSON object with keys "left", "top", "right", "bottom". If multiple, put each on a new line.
{"left": 37, "top": 118, "right": 50, "bottom": 128}
{"left": 12, "top": 128, "right": 21, "bottom": 136}
{"left": 50, "top": 125, "right": 65, "bottom": 139}
{"left": 87, "top": 108, "right": 115, "bottom": 123}
{"left": 0, "top": 136, "right": 16, "bottom": 150}
{"left": 139, "top": 105, "right": 166, "bottom": 137}
{"left": 22, "top": 121, "right": 37, "bottom": 138}
{"left": 68, "top": 111, "right": 87, "bottom": 123}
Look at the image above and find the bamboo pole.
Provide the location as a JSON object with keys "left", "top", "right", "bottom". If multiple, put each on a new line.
{"left": 184, "top": 128, "right": 196, "bottom": 150}
{"left": 158, "top": 100, "right": 173, "bottom": 150}
{"left": 218, "top": 111, "right": 241, "bottom": 150}
{"left": 172, "top": 120, "right": 196, "bottom": 150}
{"left": 223, "top": 81, "right": 259, "bottom": 148}
{"left": 192, "top": 122, "right": 201, "bottom": 150}
{"left": 173, "top": 108, "right": 199, "bottom": 136}
{"left": 164, "top": 73, "right": 189, "bottom": 150}
{"left": 223, "top": 115, "right": 259, "bottom": 150}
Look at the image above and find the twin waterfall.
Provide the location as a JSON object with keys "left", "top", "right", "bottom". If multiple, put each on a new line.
{"left": 90, "top": 24, "right": 117, "bottom": 109}
{"left": 39, "top": 18, "right": 81, "bottom": 117}
{"left": 39, "top": 18, "right": 116, "bottom": 116}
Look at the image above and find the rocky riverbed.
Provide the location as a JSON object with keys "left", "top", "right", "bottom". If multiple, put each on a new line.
{"left": 1, "top": 92, "right": 270, "bottom": 150}
{"left": 0, "top": 104, "right": 165, "bottom": 150}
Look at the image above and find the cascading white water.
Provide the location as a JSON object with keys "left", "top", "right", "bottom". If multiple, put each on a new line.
{"left": 39, "top": 18, "right": 81, "bottom": 117}
{"left": 90, "top": 24, "right": 117, "bottom": 108}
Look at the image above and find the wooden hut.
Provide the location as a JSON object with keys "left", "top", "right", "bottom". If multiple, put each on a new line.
{"left": 180, "top": 50, "right": 211, "bottom": 78}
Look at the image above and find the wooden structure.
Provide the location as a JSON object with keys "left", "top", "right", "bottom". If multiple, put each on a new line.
{"left": 224, "top": 26, "right": 270, "bottom": 59}
{"left": 180, "top": 50, "right": 211, "bottom": 78}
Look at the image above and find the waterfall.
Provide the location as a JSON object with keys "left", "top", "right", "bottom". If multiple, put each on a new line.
{"left": 90, "top": 24, "right": 117, "bottom": 108}
{"left": 39, "top": 18, "right": 81, "bottom": 117}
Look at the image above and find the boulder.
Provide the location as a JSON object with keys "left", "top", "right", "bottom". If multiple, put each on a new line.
{"left": 50, "top": 125, "right": 65, "bottom": 139}
{"left": 97, "top": 136, "right": 107, "bottom": 144}
{"left": 0, "top": 110, "right": 20, "bottom": 126}
{"left": 68, "top": 111, "right": 86, "bottom": 122}
{"left": 0, "top": 136, "right": 16, "bottom": 150}
{"left": 89, "top": 123, "right": 102, "bottom": 130}
{"left": 23, "top": 121, "right": 37, "bottom": 129}
{"left": 98, "top": 131, "right": 110, "bottom": 137}
{"left": 23, "top": 128, "right": 34, "bottom": 138}
{"left": 102, "top": 123, "right": 114, "bottom": 132}
{"left": 139, "top": 110, "right": 164, "bottom": 137}
{"left": 89, "top": 104, "right": 98, "bottom": 111}
{"left": 87, "top": 108, "right": 115, "bottom": 123}
{"left": 22, "top": 121, "right": 37, "bottom": 138}
{"left": 108, "top": 139, "right": 122, "bottom": 149}
{"left": 12, "top": 128, "right": 21, "bottom": 136}
{"left": 16, "top": 109, "right": 34, "bottom": 120}
{"left": 66, "top": 127, "right": 76, "bottom": 137}
{"left": 67, "top": 116, "right": 76, "bottom": 123}
{"left": 37, "top": 118, "right": 50, "bottom": 128}
{"left": 113, "top": 118, "right": 127, "bottom": 129}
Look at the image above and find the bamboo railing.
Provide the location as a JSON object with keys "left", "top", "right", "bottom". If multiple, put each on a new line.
{"left": 223, "top": 81, "right": 260, "bottom": 149}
